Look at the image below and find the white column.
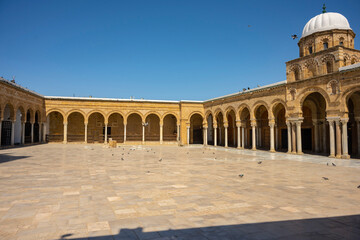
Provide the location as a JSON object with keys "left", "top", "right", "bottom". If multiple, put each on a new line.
{"left": 296, "top": 120, "right": 302, "bottom": 154}
{"left": 176, "top": 124, "right": 180, "bottom": 142}
{"left": 328, "top": 120, "right": 335, "bottom": 157}
{"left": 43, "top": 123, "right": 47, "bottom": 143}
{"left": 313, "top": 120, "right": 319, "bottom": 152}
{"left": 214, "top": 126, "right": 217, "bottom": 146}
{"left": 63, "top": 123, "right": 68, "bottom": 144}
{"left": 341, "top": 118, "right": 349, "bottom": 158}
{"left": 241, "top": 126, "right": 245, "bottom": 149}
{"left": 233, "top": 124, "right": 236, "bottom": 146}
{"left": 204, "top": 127, "right": 208, "bottom": 146}
{"left": 142, "top": 124, "right": 145, "bottom": 144}
{"left": 186, "top": 126, "right": 190, "bottom": 145}
{"left": 160, "top": 124, "right": 163, "bottom": 144}
{"left": 84, "top": 123, "right": 88, "bottom": 143}
{"left": 335, "top": 120, "right": 341, "bottom": 158}
{"left": 251, "top": 121, "right": 256, "bottom": 150}
{"left": 237, "top": 125, "right": 241, "bottom": 148}
{"left": 124, "top": 124, "right": 127, "bottom": 143}
{"left": 104, "top": 123, "right": 108, "bottom": 143}
{"left": 11, "top": 121, "right": 15, "bottom": 146}
{"left": 275, "top": 124, "right": 278, "bottom": 150}
{"left": 286, "top": 122, "right": 292, "bottom": 153}
{"left": 224, "top": 126, "right": 228, "bottom": 147}
{"left": 323, "top": 121, "right": 327, "bottom": 153}
{"left": 357, "top": 121, "right": 360, "bottom": 157}
{"left": 291, "top": 122, "right": 296, "bottom": 153}
{"left": 21, "top": 122, "right": 25, "bottom": 144}
{"left": 269, "top": 122, "right": 275, "bottom": 152}
{"left": 31, "top": 122, "right": 34, "bottom": 143}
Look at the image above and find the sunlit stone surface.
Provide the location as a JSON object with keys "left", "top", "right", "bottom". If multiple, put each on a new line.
{"left": 0, "top": 144, "right": 360, "bottom": 240}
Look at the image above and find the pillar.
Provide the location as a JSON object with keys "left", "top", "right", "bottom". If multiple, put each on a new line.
{"left": 269, "top": 122, "right": 275, "bottom": 152}
{"left": 291, "top": 122, "right": 296, "bottom": 153}
{"left": 186, "top": 126, "right": 190, "bottom": 145}
{"left": 204, "top": 127, "right": 208, "bottom": 146}
{"left": 296, "top": 120, "right": 302, "bottom": 154}
{"left": 275, "top": 124, "right": 278, "bottom": 150}
{"left": 341, "top": 118, "right": 349, "bottom": 158}
{"left": 160, "top": 124, "right": 163, "bottom": 144}
{"left": 224, "top": 126, "right": 228, "bottom": 147}
{"left": 104, "top": 123, "right": 108, "bottom": 143}
{"left": 323, "top": 121, "right": 327, "bottom": 153}
{"left": 241, "top": 126, "right": 245, "bottom": 149}
{"left": 335, "top": 120, "right": 341, "bottom": 158}
{"left": 63, "top": 123, "right": 68, "bottom": 144}
{"left": 214, "top": 126, "right": 217, "bottom": 146}
{"left": 43, "top": 123, "right": 47, "bottom": 143}
{"left": 286, "top": 122, "right": 292, "bottom": 153}
{"left": 21, "top": 122, "right": 25, "bottom": 144}
{"left": 31, "top": 122, "right": 34, "bottom": 143}
{"left": 142, "top": 124, "right": 145, "bottom": 144}
{"left": 237, "top": 125, "right": 241, "bottom": 148}
{"left": 328, "top": 120, "right": 335, "bottom": 157}
{"left": 124, "top": 124, "right": 127, "bottom": 143}
{"left": 313, "top": 120, "right": 319, "bottom": 152}
{"left": 11, "top": 121, "right": 15, "bottom": 146}
{"left": 177, "top": 124, "right": 180, "bottom": 142}
{"left": 0, "top": 121, "right": 2, "bottom": 146}
{"left": 251, "top": 121, "right": 256, "bottom": 150}
{"left": 84, "top": 123, "right": 88, "bottom": 143}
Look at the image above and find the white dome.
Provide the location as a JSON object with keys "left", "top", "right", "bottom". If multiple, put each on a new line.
{"left": 301, "top": 12, "right": 352, "bottom": 38}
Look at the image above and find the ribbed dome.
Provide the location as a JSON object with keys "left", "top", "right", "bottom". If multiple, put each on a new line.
{"left": 301, "top": 12, "right": 352, "bottom": 38}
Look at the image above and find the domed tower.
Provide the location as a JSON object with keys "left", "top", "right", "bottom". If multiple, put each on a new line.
{"left": 286, "top": 6, "right": 360, "bottom": 83}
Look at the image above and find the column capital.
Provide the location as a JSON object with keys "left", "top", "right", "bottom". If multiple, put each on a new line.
{"left": 354, "top": 117, "right": 360, "bottom": 122}
{"left": 223, "top": 124, "right": 228, "bottom": 128}
{"left": 269, "top": 122, "right": 275, "bottom": 128}
{"left": 186, "top": 126, "right": 190, "bottom": 129}
{"left": 340, "top": 118, "right": 349, "bottom": 124}
{"left": 236, "top": 122, "right": 241, "bottom": 128}
{"left": 213, "top": 124, "right": 218, "bottom": 129}
{"left": 250, "top": 119, "right": 257, "bottom": 127}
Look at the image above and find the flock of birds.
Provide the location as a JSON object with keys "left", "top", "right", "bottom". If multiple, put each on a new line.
{"left": 93, "top": 146, "right": 360, "bottom": 189}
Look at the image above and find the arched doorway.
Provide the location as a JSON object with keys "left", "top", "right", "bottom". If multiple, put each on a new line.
{"left": 206, "top": 113, "right": 214, "bottom": 145}
{"left": 145, "top": 114, "right": 160, "bottom": 141}
{"left": 239, "top": 107, "right": 251, "bottom": 149}
{"left": 215, "top": 112, "right": 225, "bottom": 146}
{"left": 302, "top": 92, "right": 328, "bottom": 154}
{"left": 347, "top": 91, "right": 360, "bottom": 158}
{"left": 227, "top": 110, "right": 237, "bottom": 147}
{"left": 273, "top": 103, "right": 287, "bottom": 151}
{"left": 255, "top": 105, "right": 270, "bottom": 150}
{"left": 190, "top": 114, "right": 203, "bottom": 144}
{"left": 1, "top": 104, "right": 14, "bottom": 146}
{"left": 34, "top": 111, "right": 40, "bottom": 142}
{"left": 48, "top": 111, "right": 64, "bottom": 142}
{"left": 108, "top": 113, "right": 124, "bottom": 143}
{"left": 25, "top": 109, "right": 32, "bottom": 143}
{"left": 87, "top": 112, "right": 105, "bottom": 143}
{"left": 127, "top": 113, "right": 142, "bottom": 141}
{"left": 67, "top": 112, "right": 85, "bottom": 142}
{"left": 163, "top": 114, "right": 177, "bottom": 141}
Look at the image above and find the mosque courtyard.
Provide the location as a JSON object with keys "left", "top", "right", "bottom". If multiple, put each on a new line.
{"left": 0, "top": 144, "right": 360, "bottom": 240}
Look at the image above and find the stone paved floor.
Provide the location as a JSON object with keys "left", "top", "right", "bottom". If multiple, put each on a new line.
{"left": 0, "top": 144, "right": 360, "bottom": 240}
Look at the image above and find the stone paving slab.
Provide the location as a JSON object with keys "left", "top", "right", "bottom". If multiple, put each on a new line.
{"left": 0, "top": 144, "right": 360, "bottom": 239}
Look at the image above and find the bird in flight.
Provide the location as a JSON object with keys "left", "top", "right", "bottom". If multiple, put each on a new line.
{"left": 291, "top": 34, "right": 298, "bottom": 40}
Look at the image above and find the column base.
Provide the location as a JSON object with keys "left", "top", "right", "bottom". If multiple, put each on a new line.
{"left": 328, "top": 154, "right": 335, "bottom": 158}
{"left": 63, "top": 141, "right": 67, "bottom": 144}
{"left": 270, "top": 149, "right": 276, "bottom": 153}
{"left": 252, "top": 148, "right": 256, "bottom": 151}
{"left": 291, "top": 151, "right": 297, "bottom": 154}
{"left": 341, "top": 154, "right": 350, "bottom": 159}
{"left": 335, "top": 154, "right": 342, "bottom": 158}
{"left": 297, "top": 152, "right": 303, "bottom": 155}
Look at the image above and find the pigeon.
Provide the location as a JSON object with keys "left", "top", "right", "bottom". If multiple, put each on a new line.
{"left": 122, "top": 153, "right": 124, "bottom": 155}
{"left": 112, "top": 154, "right": 114, "bottom": 156}
{"left": 121, "top": 158, "right": 124, "bottom": 161}
{"left": 258, "top": 161, "right": 262, "bottom": 164}
{"left": 147, "top": 171, "right": 150, "bottom": 173}
{"left": 327, "top": 163, "right": 329, "bottom": 166}
{"left": 291, "top": 34, "right": 298, "bottom": 40}
{"left": 332, "top": 163, "right": 336, "bottom": 166}
{"left": 187, "top": 152, "right": 189, "bottom": 154}
{"left": 322, "top": 177, "right": 329, "bottom": 180}
{"left": 213, "top": 152, "right": 215, "bottom": 154}
{"left": 203, "top": 152, "right": 204, "bottom": 154}
{"left": 239, "top": 174, "right": 244, "bottom": 178}
{"left": 357, "top": 185, "right": 360, "bottom": 189}
{"left": 159, "top": 158, "right": 162, "bottom": 162}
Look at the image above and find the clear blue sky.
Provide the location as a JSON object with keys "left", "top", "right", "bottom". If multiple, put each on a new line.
{"left": 1, "top": 0, "right": 359, "bottom": 100}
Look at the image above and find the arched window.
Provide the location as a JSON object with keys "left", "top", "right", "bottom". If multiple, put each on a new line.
{"left": 294, "top": 69, "right": 300, "bottom": 81}
{"left": 326, "top": 61, "right": 333, "bottom": 74}
{"left": 308, "top": 46, "right": 313, "bottom": 54}
{"left": 323, "top": 42, "right": 328, "bottom": 50}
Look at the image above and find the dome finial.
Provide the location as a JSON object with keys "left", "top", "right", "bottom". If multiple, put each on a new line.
{"left": 322, "top": 3, "right": 327, "bottom": 13}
